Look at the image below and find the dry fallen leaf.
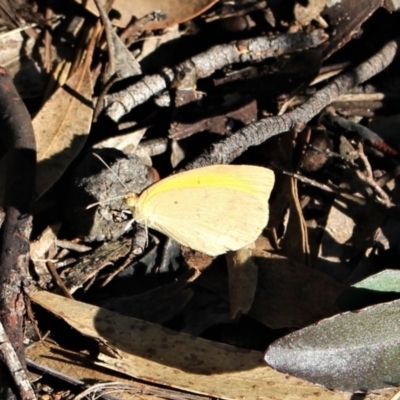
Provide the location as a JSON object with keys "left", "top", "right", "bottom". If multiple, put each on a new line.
{"left": 30, "top": 290, "right": 350, "bottom": 400}
{"left": 27, "top": 341, "right": 170, "bottom": 400}
{"left": 30, "top": 226, "right": 59, "bottom": 285}
{"left": 226, "top": 247, "right": 258, "bottom": 320}
{"left": 294, "top": 0, "right": 327, "bottom": 26}
{"left": 94, "top": 0, "right": 141, "bottom": 79}
{"left": 74, "top": 0, "right": 218, "bottom": 29}
{"left": 34, "top": 63, "right": 93, "bottom": 196}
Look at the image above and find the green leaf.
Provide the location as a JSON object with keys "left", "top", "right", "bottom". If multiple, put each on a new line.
{"left": 265, "top": 299, "right": 400, "bottom": 391}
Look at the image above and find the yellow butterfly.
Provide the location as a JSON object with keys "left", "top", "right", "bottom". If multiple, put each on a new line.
{"left": 125, "top": 164, "right": 275, "bottom": 256}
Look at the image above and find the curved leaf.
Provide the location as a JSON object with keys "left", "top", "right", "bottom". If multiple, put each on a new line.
{"left": 34, "top": 64, "right": 93, "bottom": 196}
{"left": 265, "top": 299, "right": 400, "bottom": 391}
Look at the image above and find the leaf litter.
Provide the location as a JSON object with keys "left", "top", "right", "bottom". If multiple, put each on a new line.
{"left": 2, "top": 0, "right": 400, "bottom": 399}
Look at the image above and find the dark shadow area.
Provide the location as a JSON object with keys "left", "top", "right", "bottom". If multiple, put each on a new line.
{"left": 87, "top": 257, "right": 340, "bottom": 375}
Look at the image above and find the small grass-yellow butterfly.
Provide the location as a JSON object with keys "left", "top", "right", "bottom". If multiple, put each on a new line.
{"left": 125, "top": 165, "right": 275, "bottom": 256}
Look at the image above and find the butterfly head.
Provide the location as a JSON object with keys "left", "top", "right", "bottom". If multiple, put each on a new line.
{"left": 125, "top": 191, "right": 139, "bottom": 206}
{"left": 124, "top": 191, "right": 142, "bottom": 219}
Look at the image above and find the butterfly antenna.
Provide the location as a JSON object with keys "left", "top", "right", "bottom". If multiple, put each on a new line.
{"left": 86, "top": 194, "right": 127, "bottom": 209}
{"left": 92, "top": 152, "right": 129, "bottom": 191}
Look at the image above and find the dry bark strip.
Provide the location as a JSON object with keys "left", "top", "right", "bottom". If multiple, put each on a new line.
{"left": 0, "top": 68, "right": 36, "bottom": 400}
{"left": 0, "top": 322, "right": 34, "bottom": 399}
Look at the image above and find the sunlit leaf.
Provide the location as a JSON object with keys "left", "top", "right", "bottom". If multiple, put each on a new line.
{"left": 265, "top": 299, "right": 400, "bottom": 391}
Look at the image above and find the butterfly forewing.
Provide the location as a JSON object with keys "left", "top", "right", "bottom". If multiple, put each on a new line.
{"left": 132, "top": 165, "right": 275, "bottom": 256}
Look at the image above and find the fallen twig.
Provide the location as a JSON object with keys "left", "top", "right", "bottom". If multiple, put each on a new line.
{"left": 104, "top": 30, "right": 328, "bottom": 121}
{"left": 183, "top": 37, "right": 399, "bottom": 169}
{"left": 0, "top": 68, "right": 36, "bottom": 399}
{"left": 322, "top": 113, "right": 399, "bottom": 156}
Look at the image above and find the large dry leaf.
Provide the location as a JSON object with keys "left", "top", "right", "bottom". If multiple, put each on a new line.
{"left": 30, "top": 290, "right": 350, "bottom": 400}
{"left": 34, "top": 64, "right": 93, "bottom": 196}
{"left": 75, "top": 0, "right": 218, "bottom": 29}
{"left": 27, "top": 341, "right": 173, "bottom": 400}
